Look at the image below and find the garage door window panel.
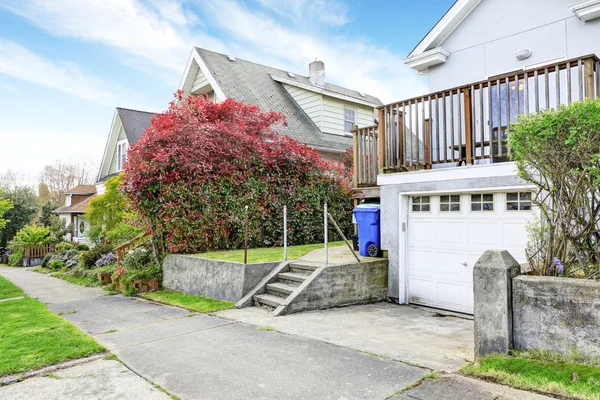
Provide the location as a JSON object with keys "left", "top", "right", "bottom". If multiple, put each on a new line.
{"left": 440, "top": 195, "right": 460, "bottom": 212}
{"left": 507, "top": 192, "right": 532, "bottom": 211}
{"left": 471, "top": 193, "right": 494, "bottom": 211}
{"left": 412, "top": 196, "right": 430, "bottom": 212}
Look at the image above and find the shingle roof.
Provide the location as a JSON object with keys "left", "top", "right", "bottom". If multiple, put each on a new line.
{"left": 65, "top": 185, "right": 97, "bottom": 195}
{"left": 196, "top": 47, "right": 381, "bottom": 152}
{"left": 53, "top": 195, "right": 95, "bottom": 214}
{"left": 116, "top": 108, "right": 155, "bottom": 144}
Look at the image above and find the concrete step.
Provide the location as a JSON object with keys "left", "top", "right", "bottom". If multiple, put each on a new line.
{"left": 288, "top": 262, "right": 319, "bottom": 274}
{"left": 254, "top": 293, "right": 285, "bottom": 308}
{"left": 277, "top": 271, "right": 311, "bottom": 284}
{"left": 266, "top": 281, "right": 298, "bottom": 296}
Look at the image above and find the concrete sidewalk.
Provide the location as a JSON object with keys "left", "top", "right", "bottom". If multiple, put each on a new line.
{"left": 0, "top": 266, "right": 554, "bottom": 400}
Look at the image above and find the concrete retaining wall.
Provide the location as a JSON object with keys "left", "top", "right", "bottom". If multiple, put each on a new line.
{"left": 163, "top": 255, "right": 279, "bottom": 302}
{"left": 474, "top": 251, "right": 600, "bottom": 360}
{"left": 278, "top": 259, "right": 388, "bottom": 315}
{"left": 513, "top": 276, "right": 600, "bottom": 360}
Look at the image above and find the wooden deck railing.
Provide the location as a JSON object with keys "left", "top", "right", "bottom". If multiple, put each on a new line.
{"left": 352, "top": 124, "right": 379, "bottom": 187}
{"left": 365, "top": 55, "right": 600, "bottom": 174}
{"left": 23, "top": 244, "right": 55, "bottom": 259}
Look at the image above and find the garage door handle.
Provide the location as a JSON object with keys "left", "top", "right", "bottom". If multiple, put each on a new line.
{"left": 461, "top": 262, "right": 468, "bottom": 266}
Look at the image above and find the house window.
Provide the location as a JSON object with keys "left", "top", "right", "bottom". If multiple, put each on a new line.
{"left": 412, "top": 196, "right": 430, "bottom": 212}
{"left": 506, "top": 192, "right": 532, "bottom": 211}
{"left": 440, "top": 195, "right": 460, "bottom": 212}
{"left": 471, "top": 193, "right": 494, "bottom": 211}
{"left": 117, "top": 141, "right": 128, "bottom": 171}
{"left": 79, "top": 221, "right": 86, "bottom": 235}
{"left": 344, "top": 107, "right": 356, "bottom": 133}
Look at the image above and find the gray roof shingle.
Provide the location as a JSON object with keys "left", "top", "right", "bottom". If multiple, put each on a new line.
{"left": 116, "top": 108, "right": 155, "bottom": 144}
{"left": 196, "top": 47, "right": 381, "bottom": 152}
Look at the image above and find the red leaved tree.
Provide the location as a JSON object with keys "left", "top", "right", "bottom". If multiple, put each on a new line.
{"left": 121, "top": 92, "right": 352, "bottom": 259}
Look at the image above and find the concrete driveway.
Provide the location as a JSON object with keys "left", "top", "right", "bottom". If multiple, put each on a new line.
{"left": 0, "top": 267, "right": 552, "bottom": 400}
{"left": 218, "top": 302, "right": 474, "bottom": 372}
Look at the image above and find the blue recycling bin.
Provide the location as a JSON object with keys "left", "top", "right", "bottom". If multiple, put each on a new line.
{"left": 353, "top": 205, "right": 381, "bottom": 257}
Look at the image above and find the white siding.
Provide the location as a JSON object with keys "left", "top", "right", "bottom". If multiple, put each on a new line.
{"left": 427, "top": 0, "right": 600, "bottom": 92}
{"left": 191, "top": 68, "right": 210, "bottom": 93}
{"left": 108, "top": 127, "right": 127, "bottom": 175}
{"left": 282, "top": 84, "right": 323, "bottom": 128}
{"left": 321, "top": 96, "right": 375, "bottom": 136}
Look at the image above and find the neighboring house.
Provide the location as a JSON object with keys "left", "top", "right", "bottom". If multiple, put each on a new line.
{"left": 354, "top": 0, "right": 600, "bottom": 314}
{"left": 53, "top": 185, "right": 97, "bottom": 245}
{"left": 96, "top": 47, "right": 383, "bottom": 187}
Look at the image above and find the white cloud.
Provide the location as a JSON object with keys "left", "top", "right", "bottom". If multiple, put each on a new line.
{"left": 0, "top": 39, "right": 147, "bottom": 107}
{"left": 200, "top": 0, "right": 426, "bottom": 103}
{"left": 2, "top": 0, "right": 193, "bottom": 73}
{"left": 257, "top": 0, "right": 350, "bottom": 28}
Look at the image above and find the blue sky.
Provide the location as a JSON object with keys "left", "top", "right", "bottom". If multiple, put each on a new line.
{"left": 0, "top": 0, "right": 453, "bottom": 183}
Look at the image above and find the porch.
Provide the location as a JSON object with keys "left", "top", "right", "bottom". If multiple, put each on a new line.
{"left": 352, "top": 55, "right": 600, "bottom": 196}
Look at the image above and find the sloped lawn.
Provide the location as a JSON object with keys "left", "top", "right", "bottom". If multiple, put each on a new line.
{"left": 0, "top": 276, "right": 104, "bottom": 376}
{"left": 196, "top": 241, "right": 345, "bottom": 263}
{"left": 461, "top": 352, "right": 600, "bottom": 400}
{"left": 0, "top": 275, "right": 25, "bottom": 299}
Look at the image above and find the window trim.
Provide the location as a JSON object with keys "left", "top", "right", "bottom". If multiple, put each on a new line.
{"left": 506, "top": 192, "right": 533, "bottom": 211}
{"left": 116, "top": 139, "right": 128, "bottom": 171}
{"left": 470, "top": 193, "right": 495, "bottom": 212}
{"left": 343, "top": 106, "right": 357, "bottom": 134}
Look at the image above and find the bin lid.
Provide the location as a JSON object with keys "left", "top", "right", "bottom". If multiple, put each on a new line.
{"left": 353, "top": 205, "right": 380, "bottom": 213}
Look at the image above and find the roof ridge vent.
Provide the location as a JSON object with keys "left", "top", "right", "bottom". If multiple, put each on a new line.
{"left": 287, "top": 72, "right": 296, "bottom": 78}
{"left": 227, "top": 55, "right": 237, "bottom": 62}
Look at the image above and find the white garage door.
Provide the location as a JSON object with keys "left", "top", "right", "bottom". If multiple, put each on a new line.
{"left": 407, "top": 191, "right": 535, "bottom": 314}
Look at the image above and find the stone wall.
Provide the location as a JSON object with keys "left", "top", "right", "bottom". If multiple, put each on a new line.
{"left": 513, "top": 276, "right": 600, "bottom": 360}
{"left": 278, "top": 259, "right": 388, "bottom": 316}
{"left": 473, "top": 250, "right": 600, "bottom": 360}
{"left": 163, "top": 255, "right": 279, "bottom": 302}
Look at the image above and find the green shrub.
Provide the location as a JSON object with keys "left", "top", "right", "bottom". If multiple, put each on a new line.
{"left": 80, "top": 243, "right": 113, "bottom": 268}
{"left": 49, "top": 259, "right": 65, "bottom": 271}
{"left": 76, "top": 244, "right": 90, "bottom": 251}
{"left": 8, "top": 248, "right": 24, "bottom": 267}
{"left": 10, "top": 225, "right": 51, "bottom": 247}
{"left": 55, "top": 242, "right": 76, "bottom": 252}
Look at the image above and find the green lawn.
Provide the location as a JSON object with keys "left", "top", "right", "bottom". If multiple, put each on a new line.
{"left": 31, "top": 266, "right": 100, "bottom": 287}
{"left": 0, "top": 296, "right": 104, "bottom": 376}
{"left": 140, "top": 290, "right": 235, "bottom": 313}
{"left": 0, "top": 275, "right": 25, "bottom": 299}
{"left": 461, "top": 352, "right": 600, "bottom": 400}
{"left": 196, "top": 241, "right": 345, "bottom": 263}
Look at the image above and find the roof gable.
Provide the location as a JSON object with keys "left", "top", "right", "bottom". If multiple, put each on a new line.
{"left": 116, "top": 108, "right": 155, "bottom": 144}
{"left": 407, "top": 0, "right": 481, "bottom": 58}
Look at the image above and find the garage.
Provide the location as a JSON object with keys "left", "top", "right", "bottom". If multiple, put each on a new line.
{"left": 407, "top": 191, "right": 535, "bottom": 314}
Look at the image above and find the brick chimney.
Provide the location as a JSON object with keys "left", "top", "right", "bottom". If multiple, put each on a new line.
{"left": 309, "top": 59, "right": 325, "bottom": 87}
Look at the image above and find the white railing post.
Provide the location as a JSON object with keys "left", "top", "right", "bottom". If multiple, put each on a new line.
{"left": 283, "top": 205, "right": 288, "bottom": 261}
{"left": 324, "top": 203, "right": 328, "bottom": 267}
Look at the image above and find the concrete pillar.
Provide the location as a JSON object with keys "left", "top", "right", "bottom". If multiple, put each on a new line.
{"left": 473, "top": 250, "right": 521, "bottom": 358}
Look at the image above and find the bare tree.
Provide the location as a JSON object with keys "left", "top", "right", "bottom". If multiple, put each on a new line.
{"left": 39, "top": 159, "right": 97, "bottom": 205}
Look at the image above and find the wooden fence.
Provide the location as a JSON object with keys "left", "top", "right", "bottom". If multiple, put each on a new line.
{"left": 23, "top": 244, "right": 55, "bottom": 259}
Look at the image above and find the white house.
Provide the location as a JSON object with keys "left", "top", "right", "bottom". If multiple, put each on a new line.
{"left": 96, "top": 47, "right": 382, "bottom": 187}
{"left": 354, "top": 0, "right": 600, "bottom": 314}
{"left": 52, "top": 185, "right": 97, "bottom": 245}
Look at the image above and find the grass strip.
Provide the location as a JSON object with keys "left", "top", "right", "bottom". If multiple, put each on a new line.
{"left": 196, "top": 241, "right": 345, "bottom": 263}
{"left": 461, "top": 352, "right": 600, "bottom": 400}
{"left": 139, "top": 290, "right": 235, "bottom": 313}
{"left": 0, "top": 297, "right": 104, "bottom": 376}
{"left": 0, "top": 275, "right": 25, "bottom": 300}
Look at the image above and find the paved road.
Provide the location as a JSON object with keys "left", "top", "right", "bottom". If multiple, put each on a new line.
{"left": 0, "top": 267, "right": 552, "bottom": 400}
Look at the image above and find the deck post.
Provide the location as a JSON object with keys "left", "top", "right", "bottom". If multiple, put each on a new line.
{"left": 352, "top": 125, "right": 359, "bottom": 188}
{"left": 584, "top": 57, "right": 595, "bottom": 99}
{"left": 463, "top": 88, "right": 474, "bottom": 165}
{"left": 378, "top": 107, "right": 385, "bottom": 173}
{"left": 424, "top": 118, "right": 432, "bottom": 169}
{"left": 398, "top": 109, "right": 404, "bottom": 168}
